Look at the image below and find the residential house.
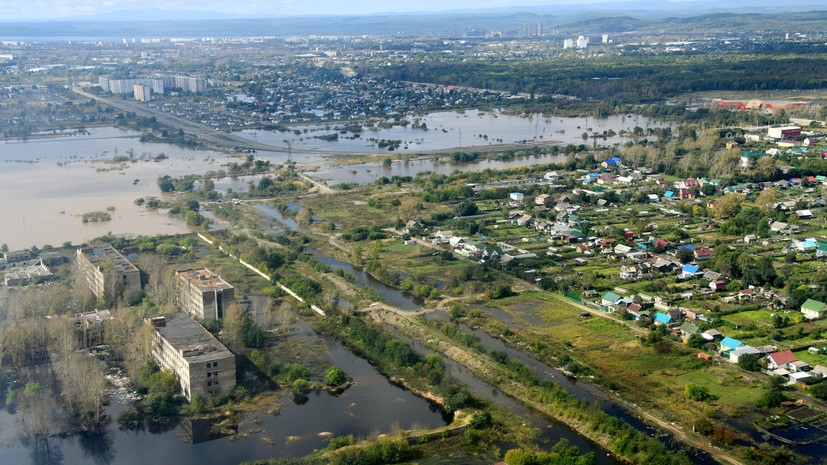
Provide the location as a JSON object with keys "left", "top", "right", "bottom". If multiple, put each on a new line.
{"left": 601, "top": 157, "right": 621, "bottom": 169}
{"left": 654, "top": 312, "right": 672, "bottom": 325}
{"left": 738, "top": 289, "right": 756, "bottom": 301}
{"left": 728, "top": 345, "right": 761, "bottom": 363}
{"left": 720, "top": 337, "right": 743, "bottom": 354}
{"left": 766, "top": 350, "right": 799, "bottom": 371}
{"left": 509, "top": 192, "right": 525, "bottom": 202}
{"left": 626, "top": 303, "right": 644, "bottom": 320}
{"left": 679, "top": 322, "right": 701, "bottom": 343}
{"left": 448, "top": 236, "right": 466, "bottom": 248}
{"left": 517, "top": 214, "right": 533, "bottom": 226}
{"left": 432, "top": 231, "right": 453, "bottom": 243}
{"left": 703, "top": 329, "right": 723, "bottom": 342}
{"left": 614, "top": 244, "right": 633, "bottom": 257}
{"left": 709, "top": 280, "right": 727, "bottom": 292}
{"left": 770, "top": 222, "right": 799, "bottom": 234}
{"left": 694, "top": 248, "right": 712, "bottom": 261}
{"left": 801, "top": 299, "right": 827, "bottom": 320}
{"left": 601, "top": 292, "right": 623, "bottom": 312}
{"left": 535, "top": 194, "right": 553, "bottom": 206}
{"left": 679, "top": 264, "right": 702, "bottom": 279}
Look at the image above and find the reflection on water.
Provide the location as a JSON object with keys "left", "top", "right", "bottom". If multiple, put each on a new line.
{"left": 0, "top": 330, "right": 446, "bottom": 465}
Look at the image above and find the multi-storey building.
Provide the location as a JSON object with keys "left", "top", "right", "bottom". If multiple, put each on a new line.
{"left": 76, "top": 245, "right": 141, "bottom": 305}
{"left": 149, "top": 313, "right": 236, "bottom": 401}
{"left": 176, "top": 268, "right": 234, "bottom": 320}
{"left": 134, "top": 84, "right": 151, "bottom": 102}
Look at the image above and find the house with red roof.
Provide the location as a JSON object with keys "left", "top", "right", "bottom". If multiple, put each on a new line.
{"left": 678, "top": 188, "right": 694, "bottom": 200}
{"left": 681, "top": 178, "right": 700, "bottom": 189}
{"left": 766, "top": 350, "right": 798, "bottom": 371}
{"left": 694, "top": 248, "right": 712, "bottom": 261}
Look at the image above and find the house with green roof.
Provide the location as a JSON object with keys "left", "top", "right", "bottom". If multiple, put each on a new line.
{"left": 801, "top": 299, "right": 827, "bottom": 320}
{"left": 601, "top": 291, "right": 623, "bottom": 312}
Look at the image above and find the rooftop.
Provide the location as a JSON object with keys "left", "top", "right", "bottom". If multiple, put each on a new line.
{"left": 177, "top": 268, "right": 233, "bottom": 292}
{"left": 78, "top": 245, "right": 139, "bottom": 273}
{"left": 154, "top": 313, "right": 232, "bottom": 362}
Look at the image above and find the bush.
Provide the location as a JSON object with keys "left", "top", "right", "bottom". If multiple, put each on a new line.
{"left": 292, "top": 379, "right": 310, "bottom": 393}
{"left": 329, "top": 437, "right": 410, "bottom": 465}
{"left": 684, "top": 383, "right": 714, "bottom": 402}
{"left": 327, "top": 434, "right": 356, "bottom": 451}
{"left": 469, "top": 412, "right": 493, "bottom": 429}
{"left": 325, "top": 366, "right": 347, "bottom": 387}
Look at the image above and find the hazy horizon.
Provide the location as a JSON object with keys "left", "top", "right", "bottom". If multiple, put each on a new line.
{"left": 0, "top": 0, "right": 816, "bottom": 22}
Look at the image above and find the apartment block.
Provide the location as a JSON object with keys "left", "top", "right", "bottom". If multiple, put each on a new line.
{"left": 76, "top": 245, "right": 141, "bottom": 305}
{"left": 149, "top": 313, "right": 236, "bottom": 401}
{"left": 176, "top": 268, "right": 234, "bottom": 320}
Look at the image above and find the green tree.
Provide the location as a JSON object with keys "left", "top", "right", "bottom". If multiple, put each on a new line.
{"left": 676, "top": 247, "right": 695, "bottom": 264}
{"left": 684, "top": 383, "right": 713, "bottom": 402}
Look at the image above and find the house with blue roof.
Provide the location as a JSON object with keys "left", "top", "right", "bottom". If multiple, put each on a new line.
{"left": 677, "top": 245, "right": 695, "bottom": 251}
{"left": 680, "top": 264, "right": 701, "bottom": 279}
{"left": 720, "top": 337, "right": 742, "bottom": 353}
{"left": 654, "top": 312, "right": 672, "bottom": 325}
{"left": 601, "top": 157, "right": 621, "bottom": 169}
{"left": 664, "top": 191, "right": 675, "bottom": 199}
{"left": 796, "top": 238, "right": 819, "bottom": 251}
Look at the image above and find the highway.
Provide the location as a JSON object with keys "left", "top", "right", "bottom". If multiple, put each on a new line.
{"left": 71, "top": 87, "right": 282, "bottom": 152}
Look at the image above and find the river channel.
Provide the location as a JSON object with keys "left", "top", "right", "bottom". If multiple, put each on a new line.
{"left": 248, "top": 200, "right": 722, "bottom": 464}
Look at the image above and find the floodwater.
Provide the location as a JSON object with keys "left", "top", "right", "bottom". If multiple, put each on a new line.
{"left": 238, "top": 110, "right": 671, "bottom": 154}
{"left": 1, "top": 111, "right": 669, "bottom": 249}
{"left": 0, "top": 330, "right": 448, "bottom": 465}
{"left": 0, "top": 127, "right": 237, "bottom": 250}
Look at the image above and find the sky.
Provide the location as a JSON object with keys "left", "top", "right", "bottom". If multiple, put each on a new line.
{"left": 0, "top": 0, "right": 686, "bottom": 20}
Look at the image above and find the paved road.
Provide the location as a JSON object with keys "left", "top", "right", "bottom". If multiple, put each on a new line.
{"left": 72, "top": 87, "right": 282, "bottom": 152}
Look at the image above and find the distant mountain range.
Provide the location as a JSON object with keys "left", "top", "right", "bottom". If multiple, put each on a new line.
{"left": 1, "top": 4, "right": 826, "bottom": 39}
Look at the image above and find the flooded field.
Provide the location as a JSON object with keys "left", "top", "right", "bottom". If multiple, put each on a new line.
{"left": 239, "top": 110, "right": 672, "bottom": 154}
{"left": 0, "top": 127, "right": 238, "bottom": 249}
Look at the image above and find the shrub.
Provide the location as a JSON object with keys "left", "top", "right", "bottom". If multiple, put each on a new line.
{"left": 325, "top": 366, "right": 347, "bottom": 387}
{"left": 292, "top": 379, "right": 310, "bottom": 393}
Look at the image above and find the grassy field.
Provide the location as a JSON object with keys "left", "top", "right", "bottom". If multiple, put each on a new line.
{"left": 673, "top": 371, "right": 766, "bottom": 407}
{"left": 722, "top": 309, "right": 776, "bottom": 329}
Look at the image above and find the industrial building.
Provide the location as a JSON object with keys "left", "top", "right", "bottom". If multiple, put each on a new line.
{"left": 148, "top": 313, "right": 236, "bottom": 401}
{"left": 768, "top": 126, "right": 801, "bottom": 139}
{"left": 76, "top": 245, "right": 141, "bottom": 305}
{"left": 176, "top": 268, "right": 234, "bottom": 320}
